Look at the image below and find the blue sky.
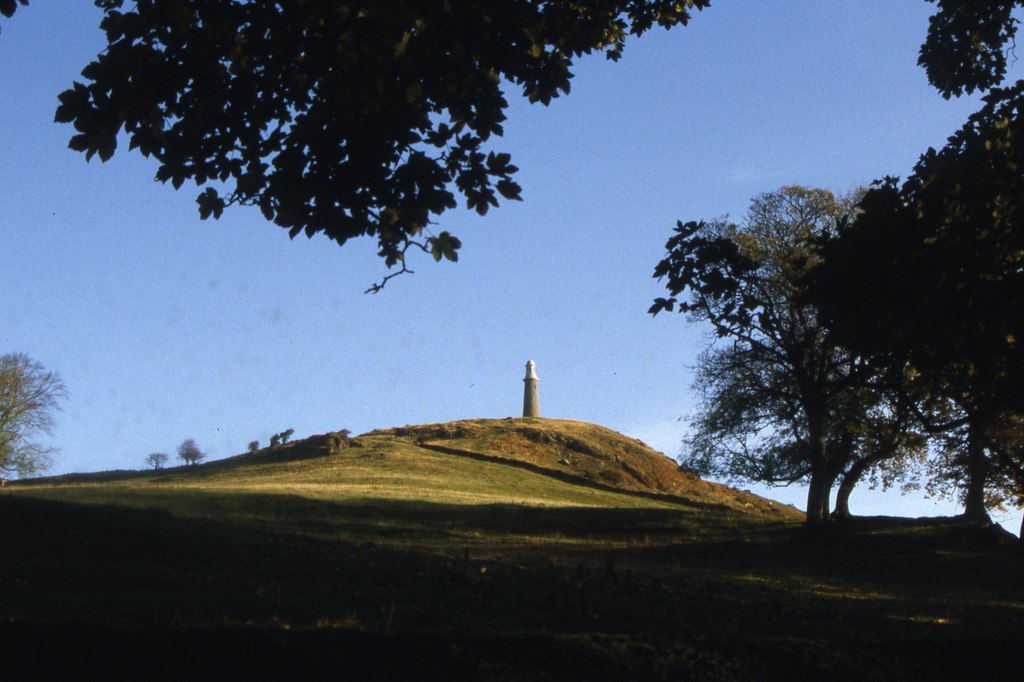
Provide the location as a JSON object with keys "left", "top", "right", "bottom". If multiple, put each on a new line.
{"left": 2, "top": 3, "right": 1020, "bottom": 532}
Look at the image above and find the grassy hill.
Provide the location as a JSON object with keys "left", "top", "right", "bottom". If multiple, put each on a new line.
{"left": 2, "top": 418, "right": 1022, "bottom": 680}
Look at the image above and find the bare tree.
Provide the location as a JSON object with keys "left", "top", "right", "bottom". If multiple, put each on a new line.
{"left": 0, "top": 353, "right": 67, "bottom": 477}
{"left": 145, "top": 452, "right": 169, "bottom": 470}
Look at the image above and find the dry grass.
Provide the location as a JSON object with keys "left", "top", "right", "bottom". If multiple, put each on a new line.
{"left": 371, "top": 418, "right": 799, "bottom": 518}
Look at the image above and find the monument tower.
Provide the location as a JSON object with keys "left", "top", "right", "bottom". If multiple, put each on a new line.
{"left": 523, "top": 360, "right": 540, "bottom": 418}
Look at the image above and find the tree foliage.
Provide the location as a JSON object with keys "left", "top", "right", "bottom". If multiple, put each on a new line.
{"left": 683, "top": 344, "right": 822, "bottom": 487}
{"left": 985, "top": 413, "right": 1024, "bottom": 532}
{"left": 814, "top": 87, "right": 1024, "bottom": 416}
{"left": 0, "top": 353, "right": 67, "bottom": 477}
{"left": 26, "top": 0, "right": 710, "bottom": 289}
{"left": 918, "top": 0, "right": 1023, "bottom": 98}
{"left": 0, "top": 0, "right": 27, "bottom": 19}
{"left": 177, "top": 438, "right": 205, "bottom": 466}
{"left": 810, "top": 4, "right": 1024, "bottom": 522}
{"left": 652, "top": 187, "right": 921, "bottom": 527}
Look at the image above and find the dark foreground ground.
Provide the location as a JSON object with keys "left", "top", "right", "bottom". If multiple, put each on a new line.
{"left": 2, "top": 490, "right": 1022, "bottom": 680}
{"left": 3, "top": 622, "right": 1021, "bottom": 681}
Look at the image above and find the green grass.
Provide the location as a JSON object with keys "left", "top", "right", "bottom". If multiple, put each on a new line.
{"left": 3, "top": 423, "right": 1023, "bottom": 679}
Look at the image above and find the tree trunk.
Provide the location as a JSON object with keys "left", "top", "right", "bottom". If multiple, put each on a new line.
{"left": 805, "top": 457, "right": 831, "bottom": 528}
{"left": 833, "top": 452, "right": 885, "bottom": 521}
{"left": 804, "top": 410, "right": 832, "bottom": 528}
{"left": 833, "top": 466, "right": 860, "bottom": 521}
{"left": 962, "top": 415, "right": 991, "bottom": 523}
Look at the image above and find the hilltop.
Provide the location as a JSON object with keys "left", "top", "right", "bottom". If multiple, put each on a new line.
{"left": 368, "top": 417, "right": 795, "bottom": 517}
{"left": 18, "top": 417, "right": 797, "bottom": 520}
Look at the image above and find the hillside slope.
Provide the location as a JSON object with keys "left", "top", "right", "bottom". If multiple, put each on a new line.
{"left": 19, "top": 417, "right": 797, "bottom": 518}
{"left": 368, "top": 418, "right": 796, "bottom": 517}
{"left": 5, "top": 419, "right": 1022, "bottom": 679}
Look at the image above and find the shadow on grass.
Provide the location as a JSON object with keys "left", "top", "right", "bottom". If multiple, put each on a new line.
{"left": 7, "top": 483, "right": 787, "bottom": 545}
{"left": 3, "top": 491, "right": 1023, "bottom": 648}
{"left": 415, "top": 441, "right": 747, "bottom": 514}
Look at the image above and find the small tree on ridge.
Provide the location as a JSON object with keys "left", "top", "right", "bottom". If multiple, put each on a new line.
{"left": 177, "top": 439, "right": 204, "bottom": 467}
{"left": 145, "top": 452, "right": 169, "bottom": 470}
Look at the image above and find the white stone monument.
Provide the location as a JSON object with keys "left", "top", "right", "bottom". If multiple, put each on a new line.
{"left": 523, "top": 360, "right": 540, "bottom": 418}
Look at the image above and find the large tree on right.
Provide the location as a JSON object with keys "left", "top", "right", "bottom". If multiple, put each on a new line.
{"left": 652, "top": 186, "right": 921, "bottom": 528}
{"left": 809, "top": 1, "right": 1024, "bottom": 523}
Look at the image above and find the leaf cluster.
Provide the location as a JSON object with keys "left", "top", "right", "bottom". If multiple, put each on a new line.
{"left": 651, "top": 219, "right": 756, "bottom": 330}
{"left": 918, "top": 0, "right": 1022, "bottom": 98}
{"left": 49, "top": 0, "right": 708, "bottom": 287}
{"left": 0, "top": 0, "right": 27, "bottom": 19}
{"left": 814, "top": 82, "right": 1024, "bottom": 417}
{"left": 652, "top": 187, "right": 846, "bottom": 349}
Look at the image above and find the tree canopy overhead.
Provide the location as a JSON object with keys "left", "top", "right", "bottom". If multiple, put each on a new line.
{"left": 919, "top": 0, "right": 1022, "bottom": 98}
{"left": 0, "top": 0, "right": 27, "bottom": 19}
{"left": 13, "top": 0, "right": 711, "bottom": 289}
